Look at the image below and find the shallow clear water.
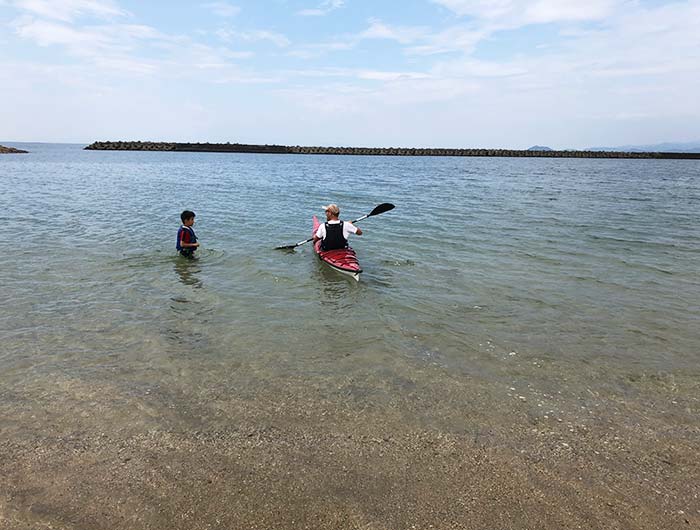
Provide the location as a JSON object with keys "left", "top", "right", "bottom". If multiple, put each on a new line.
{"left": 2, "top": 143, "right": 699, "bottom": 415}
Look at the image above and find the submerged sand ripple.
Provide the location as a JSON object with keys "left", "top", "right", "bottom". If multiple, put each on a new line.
{"left": 1, "top": 362, "right": 698, "bottom": 529}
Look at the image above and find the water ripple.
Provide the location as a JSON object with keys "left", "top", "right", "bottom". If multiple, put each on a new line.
{"left": 2, "top": 144, "right": 700, "bottom": 385}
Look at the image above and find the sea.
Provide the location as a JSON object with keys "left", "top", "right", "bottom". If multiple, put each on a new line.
{"left": 2, "top": 142, "right": 699, "bottom": 435}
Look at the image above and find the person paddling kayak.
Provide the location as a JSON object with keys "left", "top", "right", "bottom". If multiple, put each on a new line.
{"left": 312, "top": 204, "right": 362, "bottom": 250}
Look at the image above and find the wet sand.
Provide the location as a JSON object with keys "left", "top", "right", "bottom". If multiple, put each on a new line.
{"left": 1, "top": 357, "right": 698, "bottom": 530}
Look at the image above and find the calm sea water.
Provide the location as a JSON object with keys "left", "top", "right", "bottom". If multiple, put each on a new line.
{"left": 2, "top": 143, "right": 699, "bottom": 426}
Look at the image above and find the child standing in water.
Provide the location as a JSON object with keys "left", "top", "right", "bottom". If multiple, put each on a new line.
{"left": 176, "top": 210, "right": 199, "bottom": 258}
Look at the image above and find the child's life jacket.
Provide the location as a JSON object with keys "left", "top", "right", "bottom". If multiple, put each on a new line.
{"left": 176, "top": 226, "right": 197, "bottom": 251}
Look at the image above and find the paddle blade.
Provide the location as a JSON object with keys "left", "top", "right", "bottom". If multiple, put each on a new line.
{"left": 368, "top": 203, "right": 395, "bottom": 217}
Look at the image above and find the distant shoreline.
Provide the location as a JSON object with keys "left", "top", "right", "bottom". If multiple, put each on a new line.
{"left": 84, "top": 141, "right": 700, "bottom": 159}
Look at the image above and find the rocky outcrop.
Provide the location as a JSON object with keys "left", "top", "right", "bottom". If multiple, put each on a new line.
{"left": 84, "top": 141, "right": 700, "bottom": 159}
{"left": 0, "top": 144, "right": 28, "bottom": 154}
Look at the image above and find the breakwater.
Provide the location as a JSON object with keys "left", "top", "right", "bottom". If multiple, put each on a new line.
{"left": 84, "top": 141, "right": 700, "bottom": 159}
{"left": 0, "top": 144, "right": 28, "bottom": 154}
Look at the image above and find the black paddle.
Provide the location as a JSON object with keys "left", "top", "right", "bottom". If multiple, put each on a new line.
{"left": 275, "top": 202, "right": 395, "bottom": 250}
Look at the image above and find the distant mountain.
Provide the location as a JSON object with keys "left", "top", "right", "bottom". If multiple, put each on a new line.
{"left": 586, "top": 141, "right": 700, "bottom": 153}
{"left": 527, "top": 145, "right": 553, "bottom": 151}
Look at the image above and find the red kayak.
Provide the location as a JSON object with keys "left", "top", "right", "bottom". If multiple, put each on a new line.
{"left": 312, "top": 215, "right": 362, "bottom": 281}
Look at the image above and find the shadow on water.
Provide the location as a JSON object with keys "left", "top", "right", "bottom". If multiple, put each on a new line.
{"left": 174, "top": 256, "right": 203, "bottom": 289}
{"left": 313, "top": 261, "right": 360, "bottom": 310}
{"left": 166, "top": 254, "right": 218, "bottom": 352}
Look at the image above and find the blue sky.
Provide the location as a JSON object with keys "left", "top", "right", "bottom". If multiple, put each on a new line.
{"left": 1, "top": 0, "right": 699, "bottom": 148}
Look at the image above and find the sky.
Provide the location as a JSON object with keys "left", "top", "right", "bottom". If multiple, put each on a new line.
{"left": 1, "top": 0, "right": 699, "bottom": 149}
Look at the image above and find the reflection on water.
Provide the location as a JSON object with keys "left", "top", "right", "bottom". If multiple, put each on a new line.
{"left": 168, "top": 257, "right": 214, "bottom": 351}
{"left": 174, "top": 258, "right": 203, "bottom": 289}
{"left": 314, "top": 260, "right": 358, "bottom": 310}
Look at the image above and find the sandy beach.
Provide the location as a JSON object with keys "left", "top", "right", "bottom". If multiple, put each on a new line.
{"left": 1, "top": 356, "right": 698, "bottom": 530}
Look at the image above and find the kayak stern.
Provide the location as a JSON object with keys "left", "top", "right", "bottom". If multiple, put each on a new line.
{"left": 312, "top": 215, "right": 362, "bottom": 281}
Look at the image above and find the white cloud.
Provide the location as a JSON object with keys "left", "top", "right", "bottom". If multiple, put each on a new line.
{"left": 289, "top": 17, "right": 487, "bottom": 59}
{"left": 360, "top": 18, "right": 428, "bottom": 44}
{"left": 357, "top": 19, "right": 486, "bottom": 56}
{"left": 13, "top": 17, "right": 167, "bottom": 56}
{"left": 274, "top": 75, "right": 478, "bottom": 123}
{"left": 14, "top": 18, "right": 99, "bottom": 47}
{"left": 298, "top": 0, "right": 344, "bottom": 16}
{"left": 11, "top": 0, "right": 127, "bottom": 22}
{"left": 406, "top": 26, "right": 486, "bottom": 55}
{"left": 432, "top": 0, "right": 514, "bottom": 19}
{"left": 433, "top": 57, "right": 527, "bottom": 78}
{"left": 240, "top": 30, "right": 290, "bottom": 47}
{"left": 433, "top": 0, "right": 624, "bottom": 25}
{"left": 201, "top": 2, "right": 240, "bottom": 17}
{"left": 555, "top": 1, "right": 700, "bottom": 81}
{"left": 216, "top": 28, "right": 290, "bottom": 47}
{"left": 281, "top": 66, "right": 431, "bottom": 83}
{"left": 356, "top": 70, "right": 431, "bottom": 82}
{"left": 286, "top": 39, "right": 355, "bottom": 59}
{"left": 10, "top": 15, "right": 261, "bottom": 80}
{"left": 91, "top": 55, "right": 156, "bottom": 74}
{"left": 523, "top": 0, "right": 619, "bottom": 24}
{"left": 297, "top": 8, "right": 324, "bottom": 16}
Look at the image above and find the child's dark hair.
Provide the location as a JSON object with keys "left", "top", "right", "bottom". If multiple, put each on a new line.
{"left": 180, "top": 210, "right": 195, "bottom": 223}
